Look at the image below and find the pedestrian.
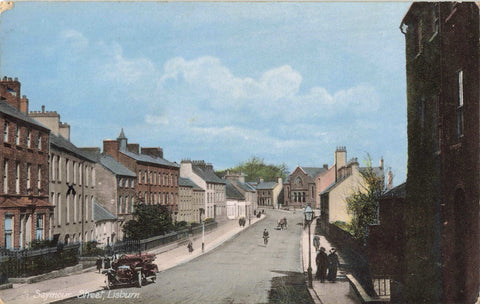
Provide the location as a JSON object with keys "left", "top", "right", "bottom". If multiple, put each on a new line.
{"left": 104, "top": 257, "right": 111, "bottom": 269}
{"left": 315, "top": 247, "right": 329, "bottom": 283}
{"left": 313, "top": 235, "right": 320, "bottom": 252}
{"left": 327, "top": 248, "right": 340, "bottom": 282}
{"left": 96, "top": 257, "right": 102, "bottom": 273}
{"left": 283, "top": 217, "right": 288, "bottom": 230}
{"left": 187, "top": 240, "right": 194, "bottom": 253}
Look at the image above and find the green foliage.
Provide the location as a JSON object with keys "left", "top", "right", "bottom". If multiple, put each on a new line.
{"left": 29, "top": 239, "right": 56, "bottom": 249}
{"left": 123, "top": 204, "right": 174, "bottom": 240}
{"left": 174, "top": 221, "right": 188, "bottom": 230}
{"left": 346, "top": 154, "right": 385, "bottom": 242}
{"left": 216, "top": 156, "right": 289, "bottom": 182}
{"left": 81, "top": 241, "right": 105, "bottom": 257}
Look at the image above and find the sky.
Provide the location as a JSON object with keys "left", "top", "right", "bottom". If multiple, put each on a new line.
{"left": 0, "top": 1, "right": 411, "bottom": 185}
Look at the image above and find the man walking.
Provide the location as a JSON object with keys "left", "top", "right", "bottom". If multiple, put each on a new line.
{"left": 315, "top": 247, "right": 329, "bottom": 283}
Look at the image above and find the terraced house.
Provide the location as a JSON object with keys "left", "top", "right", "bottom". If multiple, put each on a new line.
{"left": 178, "top": 177, "right": 204, "bottom": 223}
{"left": 0, "top": 78, "right": 51, "bottom": 249}
{"left": 103, "top": 130, "right": 180, "bottom": 220}
{"left": 29, "top": 107, "right": 97, "bottom": 244}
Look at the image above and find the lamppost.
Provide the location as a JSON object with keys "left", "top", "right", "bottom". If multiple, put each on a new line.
{"left": 304, "top": 205, "right": 314, "bottom": 288}
{"left": 199, "top": 208, "right": 205, "bottom": 252}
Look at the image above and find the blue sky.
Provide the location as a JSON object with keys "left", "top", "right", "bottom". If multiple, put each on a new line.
{"left": 0, "top": 2, "right": 411, "bottom": 185}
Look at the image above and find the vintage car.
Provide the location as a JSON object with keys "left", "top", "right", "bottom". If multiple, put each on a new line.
{"left": 103, "top": 253, "right": 158, "bottom": 289}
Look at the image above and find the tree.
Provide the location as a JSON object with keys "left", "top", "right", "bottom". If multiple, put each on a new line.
{"left": 346, "top": 155, "right": 385, "bottom": 242}
{"left": 216, "top": 156, "right": 289, "bottom": 182}
{"left": 123, "top": 204, "right": 174, "bottom": 240}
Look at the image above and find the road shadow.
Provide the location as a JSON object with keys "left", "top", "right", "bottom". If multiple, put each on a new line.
{"left": 268, "top": 270, "right": 314, "bottom": 304}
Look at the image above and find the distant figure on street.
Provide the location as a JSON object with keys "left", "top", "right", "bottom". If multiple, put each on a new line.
{"left": 187, "top": 240, "right": 194, "bottom": 253}
{"left": 327, "top": 248, "right": 340, "bottom": 282}
{"left": 283, "top": 217, "right": 287, "bottom": 230}
{"left": 96, "top": 257, "right": 102, "bottom": 273}
{"left": 263, "top": 228, "right": 269, "bottom": 245}
{"left": 315, "top": 247, "right": 329, "bottom": 283}
{"left": 313, "top": 235, "right": 320, "bottom": 252}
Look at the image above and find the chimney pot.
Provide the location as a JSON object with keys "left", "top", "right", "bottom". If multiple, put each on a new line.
{"left": 41, "top": 105, "right": 45, "bottom": 113}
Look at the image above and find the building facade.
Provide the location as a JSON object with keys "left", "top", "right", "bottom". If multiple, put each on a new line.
{"left": 401, "top": 3, "right": 480, "bottom": 303}
{"left": 0, "top": 78, "right": 52, "bottom": 249}
{"left": 319, "top": 148, "right": 384, "bottom": 231}
{"left": 180, "top": 160, "right": 226, "bottom": 221}
{"left": 103, "top": 130, "right": 180, "bottom": 220}
{"left": 223, "top": 172, "right": 257, "bottom": 218}
{"left": 284, "top": 166, "right": 328, "bottom": 209}
{"left": 82, "top": 149, "right": 137, "bottom": 242}
{"left": 256, "top": 177, "right": 283, "bottom": 209}
{"left": 30, "top": 107, "right": 98, "bottom": 244}
{"left": 178, "top": 177, "right": 204, "bottom": 223}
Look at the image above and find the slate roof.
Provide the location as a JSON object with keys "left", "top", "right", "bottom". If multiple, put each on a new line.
{"left": 50, "top": 133, "right": 97, "bottom": 163}
{"left": 93, "top": 201, "right": 117, "bottom": 222}
{"left": 245, "top": 183, "right": 257, "bottom": 191}
{"left": 381, "top": 182, "right": 406, "bottom": 199}
{"left": 0, "top": 101, "right": 49, "bottom": 130}
{"left": 320, "top": 166, "right": 384, "bottom": 195}
{"left": 231, "top": 179, "right": 255, "bottom": 192}
{"left": 225, "top": 180, "right": 245, "bottom": 200}
{"left": 120, "top": 149, "right": 179, "bottom": 168}
{"left": 179, "top": 177, "right": 203, "bottom": 190}
{"left": 99, "top": 154, "right": 136, "bottom": 177}
{"left": 256, "top": 181, "right": 278, "bottom": 190}
{"left": 301, "top": 167, "right": 327, "bottom": 179}
{"left": 191, "top": 165, "right": 226, "bottom": 184}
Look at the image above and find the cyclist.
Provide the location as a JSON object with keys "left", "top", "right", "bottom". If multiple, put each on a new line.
{"left": 263, "top": 228, "right": 269, "bottom": 245}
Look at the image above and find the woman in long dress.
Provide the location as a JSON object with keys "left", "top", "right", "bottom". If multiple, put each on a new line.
{"left": 327, "top": 248, "right": 339, "bottom": 282}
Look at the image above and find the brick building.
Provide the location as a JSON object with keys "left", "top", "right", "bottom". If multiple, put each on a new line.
{"left": 82, "top": 148, "right": 137, "bottom": 242}
{"left": 256, "top": 177, "right": 283, "bottom": 209}
{"left": 103, "top": 130, "right": 180, "bottom": 220}
{"left": 284, "top": 166, "right": 327, "bottom": 209}
{"left": 400, "top": 3, "right": 480, "bottom": 303}
{"left": 0, "top": 78, "right": 52, "bottom": 249}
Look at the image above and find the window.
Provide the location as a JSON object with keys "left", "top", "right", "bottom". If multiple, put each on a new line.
{"left": 3, "top": 159, "right": 8, "bottom": 193}
{"left": 66, "top": 159, "right": 70, "bottom": 183}
{"left": 74, "top": 194, "right": 77, "bottom": 222}
{"left": 57, "top": 193, "right": 62, "bottom": 225}
{"left": 66, "top": 194, "right": 70, "bottom": 224}
{"left": 144, "top": 171, "right": 147, "bottom": 184}
{"left": 15, "top": 161, "right": 20, "bottom": 194}
{"left": 414, "top": 20, "right": 423, "bottom": 56}
{"left": 37, "top": 133, "right": 42, "bottom": 150}
{"left": 56, "top": 156, "right": 60, "bottom": 182}
{"left": 457, "top": 70, "right": 464, "bottom": 138}
{"left": 37, "top": 165, "right": 42, "bottom": 193}
{"left": 36, "top": 214, "right": 44, "bottom": 240}
{"left": 26, "top": 163, "right": 31, "bottom": 190}
{"left": 79, "top": 163, "right": 82, "bottom": 186}
{"left": 3, "top": 121, "right": 8, "bottom": 142}
{"left": 118, "top": 178, "right": 123, "bottom": 187}
{"left": 118, "top": 196, "right": 123, "bottom": 214}
{"left": 15, "top": 125, "right": 19, "bottom": 145}
{"left": 4, "top": 215, "right": 13, "bottom": 249}
{"left": 26, "top": 129, "right": 31, "bottom": 147}
{"left": 52, "top": 155, "right": 56, "bottom": 181}
{"left": 73, "top": 162, "right": 77, "bottom": 184}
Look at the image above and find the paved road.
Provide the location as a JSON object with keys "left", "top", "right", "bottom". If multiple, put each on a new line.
{"left": 61, "top": 210, "right": 313, "bottom": 304}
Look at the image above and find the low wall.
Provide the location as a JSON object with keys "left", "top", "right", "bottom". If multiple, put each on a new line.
{"left": 8, "top": 264, "right": 83, "bottom": 284}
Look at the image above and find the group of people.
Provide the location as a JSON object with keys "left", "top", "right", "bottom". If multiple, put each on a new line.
{"left": 314, "top": 238, "right": 340, "bottom": 283}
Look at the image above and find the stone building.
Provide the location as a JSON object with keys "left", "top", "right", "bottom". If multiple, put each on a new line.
{"left": 30, "top": 107, "right": 97, "bottom": 244}
{"left": 400, "top": 3, "right": 480, "bottom": 303}
{"left": 81, "top": 148, "right": 137, "bottom": 242}
{"left": 93, "top": 201, "right": 117, "bottom": 247}
{"left": 180, "top": 160, "right": 226, "bottom": 221}
{"left": 284, "top": 166, "right": 328, "bottom": 209}
{"left": 256, "top": 178, "right": 283, "bottom": 209}
{"left": 103, "top": 130, "right": 180, "bottom": 220}
{"left": 319, "top": 148, "right": 384, "bottom": 232}
{"left": 225, "top": 180, "right": 246, "bottom": 220}
{"left": 223, "top": 172, "right": 257, "bottom": 219}
{"left": 0, "top": 78, "right": 52, "bottom": 249}
{"left": 178, "top": 177, "right": 204, "bottom": 223}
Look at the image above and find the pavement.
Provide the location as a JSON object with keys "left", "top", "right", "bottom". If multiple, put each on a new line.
{"left": 0, "top": 214, "right": 266, "bottom": 304}
{"left": 301, "top": 222, "right": 361, "bottom": 304}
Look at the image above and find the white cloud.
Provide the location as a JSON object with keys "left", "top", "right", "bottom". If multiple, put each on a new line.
{"left": 60, "top": 29, "right": 88, "bottom": 50}
{"left": 145, "top": 114, "right": 169, "bottom": 126}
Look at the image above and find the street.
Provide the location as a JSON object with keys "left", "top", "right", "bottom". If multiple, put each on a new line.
{"left": 60, "top": 210, "right": 313, "bottom": 304}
